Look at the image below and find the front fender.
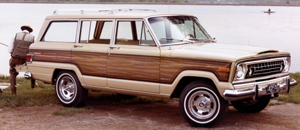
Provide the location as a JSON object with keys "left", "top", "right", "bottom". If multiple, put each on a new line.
{"left": 160, "top": 70, "right": 234, "bottom": 98}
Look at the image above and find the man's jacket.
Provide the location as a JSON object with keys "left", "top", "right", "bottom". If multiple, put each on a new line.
{"left": 11, "top": 32, "right": 34, "bottom": 59}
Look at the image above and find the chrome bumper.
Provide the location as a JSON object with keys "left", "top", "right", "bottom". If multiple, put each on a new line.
{"left": 24, "top": 71, "right": 32, "bottom": 79}
{"left": 223, "top": 76, "right": 298, "bottom": 101}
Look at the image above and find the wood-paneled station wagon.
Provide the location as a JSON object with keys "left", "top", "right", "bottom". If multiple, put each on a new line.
{"left": 21, "top": 9, "right": 297, "bottom": 126}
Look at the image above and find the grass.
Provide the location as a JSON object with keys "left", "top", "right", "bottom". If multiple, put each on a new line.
{"left": 273, "top": 72, "right": 300, "bottom": 104}
{"left": 268, "top": 101, "right": 286, "bottom": 106}
{"left": 0, "top": 74, "right": 27, "bottom": 83}
{"left": 1, "top": 72, "right": 299, "bottom": 109}
{"left": 0, "top": 79, "right": 59, "bottom": 108}
{"left": 0, "top": 74, "right": 10, "bottom": 83}
{"left": 0, "top": 74, "right": 173, "bottom": 109}
{"left": 53, "top": 107, "right": 92, "bottom": 116}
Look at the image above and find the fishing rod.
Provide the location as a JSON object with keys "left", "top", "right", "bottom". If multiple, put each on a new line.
{"left": 0, "top": 42, "right": 8, "bottom": 47}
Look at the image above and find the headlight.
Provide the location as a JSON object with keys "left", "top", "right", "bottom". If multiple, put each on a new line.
{"left": 283, "top": 58, "right": 290, "bottom": 72}
{"left": 235, "top": 64, "right": 246, "bottom": 80}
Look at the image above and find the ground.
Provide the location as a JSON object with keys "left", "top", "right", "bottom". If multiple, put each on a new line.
{"left": 0, "top": 100, "right": 299, "bottom": 130}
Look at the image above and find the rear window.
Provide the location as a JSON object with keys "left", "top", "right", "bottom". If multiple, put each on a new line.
{"left": 41, "top": 21, "right": 78, "bottom": 42}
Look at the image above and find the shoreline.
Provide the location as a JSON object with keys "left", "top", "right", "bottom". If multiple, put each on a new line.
{"left": 1, "top": 2, "right": 300, "bottom": 7}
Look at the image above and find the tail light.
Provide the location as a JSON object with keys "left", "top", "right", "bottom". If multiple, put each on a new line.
{"left": 26, "top": 54, "right": 35, "bottom": 64}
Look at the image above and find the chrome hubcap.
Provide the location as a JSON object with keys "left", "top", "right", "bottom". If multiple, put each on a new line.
{"left": 59, "top": 76, "right": 76, "bottom": 100}
{"left": 188, "top": 91, "right": 217, "bottom": 119}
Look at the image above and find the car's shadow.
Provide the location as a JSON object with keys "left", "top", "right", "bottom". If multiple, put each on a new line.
{"left": 83, "top": 92, "right": 296, "bottom": 129}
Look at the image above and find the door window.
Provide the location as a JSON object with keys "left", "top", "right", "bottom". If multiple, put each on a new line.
{"left": 140, "top": 23, "right": 156, "bottom": 46}
{"left": 80, "top": 20, "right": 113, "bottom": 44}
{"left": 115, "top": 21, "right": 142, "bottom": 45}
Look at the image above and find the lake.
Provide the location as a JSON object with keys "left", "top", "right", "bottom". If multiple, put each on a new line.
{"left": 0, "top": 3, "right": 299, "bottom": 75}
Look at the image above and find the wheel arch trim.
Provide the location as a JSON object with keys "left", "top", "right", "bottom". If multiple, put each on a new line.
{"left": 160, "top": 70, "right": 234, "bottom": 98}
{"left": 28, "top": 61, "right": 85, "bottom": 84}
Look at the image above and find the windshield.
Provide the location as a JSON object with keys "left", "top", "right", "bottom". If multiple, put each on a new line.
{"left": 147, "top": 16, "right": 213, "bottom": 45}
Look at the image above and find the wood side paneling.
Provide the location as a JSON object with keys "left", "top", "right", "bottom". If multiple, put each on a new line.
{"left": 29, "top": 49, "right": 71, "bottom": 63}
{"left": 107, "top": 54, "right": 160, "bottom": 83}
{"left": 29, "top": 49, "right": 230, "bottom": 84}
{"left": 29, "top": 49, "right": 107, "bottom": 77}
{"left": 71, "top": 51, "right": 107, "bottom": 77}
{"left": 160, "top": 57, "right": 231, "bottom": 84}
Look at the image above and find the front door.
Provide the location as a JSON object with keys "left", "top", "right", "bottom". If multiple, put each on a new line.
{"left": 107, "top": 20, "right": 160, "bottom": 93}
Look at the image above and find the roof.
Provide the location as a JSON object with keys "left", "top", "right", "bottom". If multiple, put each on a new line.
{"left": 45, "top": 9, "right": 194, "bottom": 20}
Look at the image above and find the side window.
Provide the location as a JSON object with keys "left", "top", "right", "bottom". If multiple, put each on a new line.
{"left": 41, "top": 21, "right": 77, "bottom": 42}
{"left": 80, "top": 20, "right": 112, "bottom": 44}
{"left": 116, "top": 22, "right": 132, "bottom": 42}
{"left": 100, "top": 22, "right": 113, "bottom": 39}
{"left": 115, "top": 21, "right": 142, "bottom": 45}
{"left": 80, "top": 21, "right": 91, "bottom": 43}
{"left": 140, "top": 23, "right": 156, "bottom": 46}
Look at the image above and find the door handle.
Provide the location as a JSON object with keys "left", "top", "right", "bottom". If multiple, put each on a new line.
{"left": 74, "top": 44, "right": 83, "bottom": 48}
{"left": 110, "top": 46, "right": 120, "bottom": 49}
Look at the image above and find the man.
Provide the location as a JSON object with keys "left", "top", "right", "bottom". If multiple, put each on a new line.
{"left": 8, "top": 23, "right": 36, "bottom": 95}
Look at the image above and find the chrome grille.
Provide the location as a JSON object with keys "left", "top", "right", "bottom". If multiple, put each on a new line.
{"left": 246, "top": 60, "right": 284, "bottom": 78}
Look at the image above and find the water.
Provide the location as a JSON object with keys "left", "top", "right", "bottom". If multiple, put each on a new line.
{"left": 0, "top": 3, "right": 299, "bottom": 75}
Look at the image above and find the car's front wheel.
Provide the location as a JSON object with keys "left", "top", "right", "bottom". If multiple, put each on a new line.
{"left": 55, "top": 71, "right": 88, "bottom": 107}
{"left": 179, "top": 81, "right": 228, "bottom": 127}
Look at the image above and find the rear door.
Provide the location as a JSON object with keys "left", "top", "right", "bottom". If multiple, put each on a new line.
{"left": 71, "top": 19, "right": 114, "bottom": 87}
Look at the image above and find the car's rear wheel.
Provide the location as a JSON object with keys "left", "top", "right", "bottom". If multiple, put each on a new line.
{"left": 231, "top": 95, "right": 271, "bottom": 113}
{"left": 55, "top": 71, "right": 88, "bottom": 107}
{"left": 179, "top": 81, "right": 228, "bottom": 127}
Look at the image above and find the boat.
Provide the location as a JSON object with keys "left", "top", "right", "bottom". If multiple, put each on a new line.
{"left": 264, "top": 11, "right": 276, "bottom": 13}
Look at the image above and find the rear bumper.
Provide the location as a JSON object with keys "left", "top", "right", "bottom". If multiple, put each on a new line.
{"left": 24, "top": 71, "right": 32, "bottom": 79}
{"left": 223, "top": 76, "right": 298, "bottom": 101}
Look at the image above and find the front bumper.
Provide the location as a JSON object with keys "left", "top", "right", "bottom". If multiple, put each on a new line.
{"left": 223, "top": 75, "right": 298, "bottom": 101}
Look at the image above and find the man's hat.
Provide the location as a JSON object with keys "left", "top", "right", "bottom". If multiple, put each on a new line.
{"left": 21, "top": 23, "right": 33, "bottom": 33}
